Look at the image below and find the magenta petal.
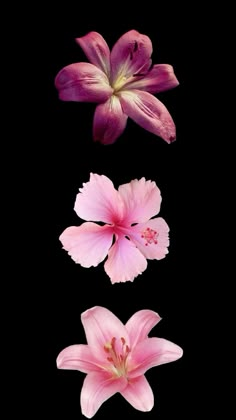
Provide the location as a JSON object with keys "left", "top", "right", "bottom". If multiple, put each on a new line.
{"left": 76, "top": 32, "right": 111, "bottom": 76}
{"left": 125, "top": 310, "right": 161, "bottom": 348}
{"left": 93, "top": 96, "right": 128, "bottom": 145}
{"left": 119, "top": 89, "right": 176, "bottom": 143}
{"left": 120, "top": 375, "right": 154, "bottom": 412}
{"left": 56, "top": 344, "right": 102, "bottom": 373}
{"left": 55, "top": 62, "right": 113, "bottom": 103}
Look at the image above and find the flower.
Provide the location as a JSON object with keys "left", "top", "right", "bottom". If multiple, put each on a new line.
{"left": 59, "top": 173, "right": 169, "bottom": 283}
{"left": 55, "top": 30, "right": 179, "bottom": 144}
{"left": 57, "top": 306, "right": 183, "bottom": 418}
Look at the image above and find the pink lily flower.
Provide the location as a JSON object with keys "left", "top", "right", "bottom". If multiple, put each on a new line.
{"left": 59, "top": 173, "right": 169, "bottom": 283}
{"left": 55, "top": 30, "right": 179, "bottom": 144}
{"left": 57, "top": 306, "right": 183, "bottom": 418}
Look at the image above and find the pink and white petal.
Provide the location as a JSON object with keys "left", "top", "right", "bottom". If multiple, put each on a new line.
{"left": 104, "top": 236, "right": 147, "bottom": 284}
{"left": 129, "top": 217, "right": 169, "bottom": 260}
{"left": 124, "top": 64, "right": 179, "bottom": 94}
{"left": 56, "top": 345, "right": 102, "bottom": 373}
{"left": 118, "top": 177, "right": 161, "bottom": 224}
{"left": 119, "top": 90, "right": 176, "bottom": 143}
{"left": 110, "top": 30, "right": 153, "bottom": 83}
{"left": 129, "top": 337, "right": 183, "bottom": 377}
{"left": 93, "top": 96, "right": 127, "bottom": 145}
{"left": 120, "top": 375, "right": 154, "bottom": 412}
{"left": 81, "top": 371, "right": 127, "bottom": 418}
{"left": 59, "top": 223, "right": 113, "bottom": 267}
{"left": 125, "top": 310, "right": 161, "bottom": 348}
{"left": 76, "top": 32, "right": 111, "bottom": 76}
{"left": 55, "top": 62, "right": 112, "bottom": 103}
{"left": 74, "top": 173, "right": 124, "bottom": 223}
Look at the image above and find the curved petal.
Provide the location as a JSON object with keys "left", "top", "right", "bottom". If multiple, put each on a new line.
{"left": 56, "top": 344, "right": 103, "bottom": 373}
{"left": 104, "top": 236, "right": 147, "bottom": 284}
{"left": 74, "top": 173, "right": 124, "bottom": 224}
{"left": 123, "top": 64, "right": 179, "bottom": 94}
{"left": 81, "top": 371, "right": 127, "bottom": 418}
{"left": 59, "top": 222, "right": 113, "bottom": 267}
{"left": 119, "top": 90, "right": 176, "bottom": 143}
{"left": 129, "top": 337, "right": 183, "bottom": 378}
{"left": 118, "top": 177, "right": 161, "bottom": 224}
{"left": 55, "top": 62, "right": 112, "bottom": 102}
{"left": 110, "top": 30, "right": 152, "bottom": 84}
{"left": 76, "top": 31, "right": 111, "bottom": 76}
{"left": 93, "top": 96, "right": 127, "bottom": 145}
{"left": 129, "top": 217, "right": 169, "bottom": 260}
{"left": 120, "top": 375, "right": 154, "bottom": 412}
{"left": 125, "top": 310, "right": 161, "bottom": 348}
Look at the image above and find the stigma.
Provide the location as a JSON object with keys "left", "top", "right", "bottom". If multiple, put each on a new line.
{"left": 141, "top": 227, "right": 159, "bottom": 246}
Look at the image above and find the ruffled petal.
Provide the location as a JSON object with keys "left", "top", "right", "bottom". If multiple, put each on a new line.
{"left": 125, "top": 310, "right": 161, "bottom": 348}
{"left": 56, "top": 344, "right": 102, "bottom": 373}
{"left": 76, "top": 31, "right": 111, "bottom": 76}
{"left": 120, "top": 375, "right": 154, "bottom": 412}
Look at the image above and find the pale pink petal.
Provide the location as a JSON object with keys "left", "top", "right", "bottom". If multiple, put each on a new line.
{"left": 93, "top": 96, "right": 127, "bottom": 145}
{"left": 81, "top": 371, "right": 127, "bottom": 418}
{"left": 129, "top": 217, "right": 169, "bottom": 260}
{"left": 110, "top": 30, "right": 152, "bottom": 83}
{"left": 126, "top": 310, "right": 161, "bottom": 347}
{"left": 104, "top": 236, "right": 147, "bottom": 284}
{"left": 120, "top": 375, "right": 154, "bottom": 412}
{"left": 129, "top": 337, "right": 183, "bottom": 378}
{"left": 75, "top": 32, "right": 111, "bottom": 76}
{"left": 74, "top": 173, "right": 124, "bottom": 224}
{"left": 55, "top": 62, "right": 112, "bottom": 103}
{"left": 119, "top": 89, "right": 176, "bottom": 143}
{"left": 59, "top": 223, "right": 113, "bottom": 267}
{"left": 118, "top": 177, "right": 161, "bottom": 224}
{"left": 123, "top": 64, "right": 179, "bottom": 94}
{"left": 56, "top": 345, "right": 102, "bottom": 373}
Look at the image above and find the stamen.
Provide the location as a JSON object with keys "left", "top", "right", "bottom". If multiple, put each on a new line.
{"left": 141, "top": 227, "right": 159, "bottom": 246}
{"left": 121, "top": 337, "right": 126, "bottom": 345}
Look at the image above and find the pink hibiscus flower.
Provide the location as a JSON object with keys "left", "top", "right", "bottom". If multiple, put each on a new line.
{"left": 55, "top": 30, "right": 179, "bottom": 144}
{"left": 59, "top": 173, "right": 169, "bottom": 283}
{"left": 57, "top": 306, "right": 183, "bottom": 418}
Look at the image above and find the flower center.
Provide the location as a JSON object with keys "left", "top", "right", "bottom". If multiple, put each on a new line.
{"left": 104, "top": 337, "right": 130, "bottom": 378}
{"left": 141, "top": 227, "right": 159, "bottom": 246}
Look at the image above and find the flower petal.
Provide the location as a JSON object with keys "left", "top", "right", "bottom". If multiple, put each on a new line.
{"left": 55, "top": 62, "right": 112, "bottom": 103}
{"left": 74, "top": 173, "right": 124, "bottom": 223}
{"left": 56, "top": 345, "right": 102, "bottom": 373}
{"left": 120, "top": 375, "right": 154, "bottom": 412}
{"left": 125, "top": 310, "right": 161, "bottom": 348}
{"left": 59, "top": 222, "right": 113, "bottom": 267}
{"left": 118, "top": 177, "right": 161, "bottom": 224}
{"left": 129, "top": 217, "right": 169, "bottom": 260}
{"left": 104, "top": 236, "right": 147, "bottom": 284}
{"left": 119, "top": 89, "right": 176, "bottom": 143}
{"left": 124, "top": 64, "right": 179, "bottom": 94}
{"left": 76, "top": 31, "right": 111, "bottom": 76}
{"left": 93, "top": 96, "right": 127, "bottom": 145}
{"left": 110, "top": 30, "right": 152, "bottom": 83}
{"left": 81, "top": 371, "right": 127, "bottom": 418}
{"left": 129, "top": 337, "right": 183, "bottom": 377}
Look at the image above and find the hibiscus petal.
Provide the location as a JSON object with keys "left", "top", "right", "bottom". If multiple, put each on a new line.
{"left": 56, "top": 344, "right": 102, "bottom": 373}
{"left": 120, "top": 375, "right": 154, "bottom": 412}
{"left": 75, "top": 32, "right": 111, "bottom": 76}
{"left": 123, "top": 64, "right": 179, "bottom": 94}
{"left": 59, "top": 222, "right": 113, "bottom": 267}
{"left": 93, "top": 96, "right": 127, "bottom": 145}
{"left": 119, "top": 89, "right": 176, "bottom": 143}
{"left": 129, "top": 337, "right": 183, "bottom": 377}
{"left": 55, "top": 62, "right": 112, "bottom": 102}
{"left": 81, "top": 371, "right": 127, "bottom": 418}
{"left": 104, "top": 236, "right": 147, "bottom": 284}
{"left": 110, "top": 30, "right": 152, "bottom": 84}
{"left": 74, "top": 173, "right": 124, "bottom": 223}
{"left": 118, "top": 177, "right": 161, "bottom": 224}
{"left": 125, "top": 310, "right": 161, "bottom": 348}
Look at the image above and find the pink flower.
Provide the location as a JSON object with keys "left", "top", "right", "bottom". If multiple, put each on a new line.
{"left": 55, "top": 30, "right": 179, "bottom": 144}
{"left": 59, "top": 173, "right": 169, "bottom": 283}
{"left": 57, "top": 306, "right": 183, "bottom": 418}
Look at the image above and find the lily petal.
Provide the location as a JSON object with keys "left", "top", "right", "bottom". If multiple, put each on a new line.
{"left": 104, "top": 236, "right": 147, "bottom": 284}
{"left": 55, "top": 62, "right": 112, "bottom": 102}
{"left": 120, "top": 375, "right": 154, "bottom": 412}
{"left": 125, "top": 310, "right": 161, "bottom": 348}
{"left": 74, "top": 173, "right": 124, "bottom": 223}
{"left": 56, "top": 344, "right": 102, "bottom": 373}
{"left": 59, "top": 222, "right": 113, "bottom": 267}
{"left": 81, "top": 371, "right": 127, "bottom": 418}
{"left": 93, "top": 96, "right": 128, "bottom": 145}
{"left": 76, "top": 31, "right": 111, "bottom": 76}
{"left": 119, "top": 89, "right": 176, "bottom": 143}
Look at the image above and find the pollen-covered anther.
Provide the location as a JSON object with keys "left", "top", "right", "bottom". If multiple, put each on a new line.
{"left": 141, "top": 227, "right": 159, "bottom": 246}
